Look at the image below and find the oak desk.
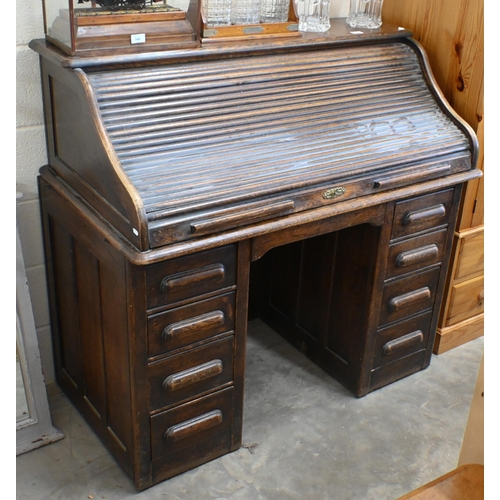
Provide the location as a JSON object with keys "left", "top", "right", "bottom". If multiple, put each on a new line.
{"left": 31, "top": 21, "right": 480, "bottom": 490}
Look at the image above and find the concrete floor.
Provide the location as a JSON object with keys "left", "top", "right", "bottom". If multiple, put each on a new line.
{"left": 16, "top": 319, "right": 484, "bottom": 500}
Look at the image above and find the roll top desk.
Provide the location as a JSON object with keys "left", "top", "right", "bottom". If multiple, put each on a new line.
{"left": 30, "top": 20, "right": 480, "bottom": 490}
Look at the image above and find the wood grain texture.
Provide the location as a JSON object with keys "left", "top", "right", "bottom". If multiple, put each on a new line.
{"left": 383, "top": 0, "right": 483, "bottom": 133}
{"left": 84, "top": 40, "right": 474, "bottom": 247}
{"left": 397, "top": 463, "right": 483, "bottom": 499}
{"left": 453, "top": 227, "right": 484, "bottom": 280}
{"left": 446, "top": 275, "right": 484, "bottom": 325}
{"left": 435, "top": 313, "right": 484, "bottom": 354}
{"left": 383, "top": 0, "right": 484, "bottom": 311}
{"left": 458, "top": 355, "right": 484, "bottom": 466}
{"left": 34, "top": 29, "right": 482, "bottom": 488}
{"left": 383, "top": 0, "right": 484, "bottom": 235}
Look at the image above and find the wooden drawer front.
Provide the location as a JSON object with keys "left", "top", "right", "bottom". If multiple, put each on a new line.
{"left": 373, "top": 311, "right": 432, "bottom": 369}
{"left": 150, "top": 387, "right": 234, "bottom": 460}
{"left": 454, "top": 230, "right": 484, "bottom": 281}
{"left": 379, "top": 267, "right": 440, "bottom": 326}
{"left": 446, "top": 275, "right": 484, "bottom": 326}
{"left": 391, "top": 189, "right": 454, "bottom": 239}
{"left": 146, "top": 245, "right": 237, "bottom": 310}
{"left": 148, "top": 292, "right": 235, "bottom": 358}
{"left": 149, "top": 336, "right": 234, "bottom": 411}
{"left": 386, "top": 229, "right": 447, "bottom": 279}
{"left": 370, "top": 350, "right": 427, "bottom": 392}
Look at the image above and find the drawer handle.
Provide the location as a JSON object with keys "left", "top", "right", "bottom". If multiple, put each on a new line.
{"left": 162, "top": 310, "right": 226, "bottom": 340}
{"left": 164, "top": 410, "right": 223, "bottom": 442}
{"left": 396, "top": 244, "right": 439, "bottom": 268}
{"left": 382, "top": 330, "right": 424, "bottom": 356}
{"left": 163, "top": 360, "right": 224, "bottom": 392}
{"left": 160, "top": 264, "right": 226, "bottom": 293}
{"left": 478, "top": 289, "right": 484, "bottom": 306}
{"left": 403, "top": 204, "right": 446, "bottom": 226}
{"left": 190, "top": 200, "right": 295, "bottom": 235}
{"left": 388, "top": 287, "right": 431, "bottom": 312}
{"left": 373, "top": 164, "right": 451, "bottom": 189}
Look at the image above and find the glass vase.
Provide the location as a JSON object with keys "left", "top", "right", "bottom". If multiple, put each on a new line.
{"left": 203, "top": 0, "right": 232, "bottom": 26}
{"left": 346, "top": 0, "right": 384, "bottom": 29}
{"left": 231, "top": 0, "right": 261, "bottom": 24}
{"left": 295, "top": 0, "right": 331, "bottom": 32}
{"left": 260, "top": 0, "right": 290, "bottom": 23}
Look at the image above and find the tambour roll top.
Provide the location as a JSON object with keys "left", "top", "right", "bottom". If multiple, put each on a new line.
{"left": 33, "top": 35, "right": 478, "bottom": 250}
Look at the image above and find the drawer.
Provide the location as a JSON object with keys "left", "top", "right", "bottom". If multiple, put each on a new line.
{"left": 453, "top": 228, "right": 484, "bottom": 281}
{"left": 150, "top": 387, "right": 234, "bottom": 460}
{"left": 373, "top": 311, "right": 432, "bottom": 369}
{"left": 379, "top": 267, "right": 440, "bottom": 326}
{"left": 151, "top": 427, "right": 233, "bottom": 484}
{"left": 149, "top": 336, "right": 234, "bottom": 411}
{"left": 446, "top": 275, "right": 484, "bottom": 326}
{"left": 386, "top": 228, "right": 447, "bottom": 279}
{"left": 370, "top": 350, "right": 427, "bottom": 392}
{"left": 391, "top": 189, "right": 454, "bottom": 239}
{"left": 146, "top": 245, "right": 237, "bottom": 310}
{"left": 148, "top": 292, "right": 235, "bottom": 358}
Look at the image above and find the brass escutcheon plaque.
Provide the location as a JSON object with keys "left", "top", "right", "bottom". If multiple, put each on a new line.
{"left": 243, "top": 26, "right": 265, "bottom": 34}
{"left": 322, "top": 187, "right": 347, "bottom": 200}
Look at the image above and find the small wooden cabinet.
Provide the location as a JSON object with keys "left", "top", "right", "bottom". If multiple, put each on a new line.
{"left": 434, "top": 226, "right": 484, "bottom": 353}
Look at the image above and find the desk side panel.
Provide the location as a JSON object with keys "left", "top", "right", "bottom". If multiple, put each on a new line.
{"left": 39, "top": 57, "right": 147, "bottom": 249}
{"left": 39, "top": 176, "right": 148, "bottom": 485}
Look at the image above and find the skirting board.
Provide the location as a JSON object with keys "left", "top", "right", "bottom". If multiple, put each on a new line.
{"left": 433, "top": 313, "right": 484, "bottom": 354}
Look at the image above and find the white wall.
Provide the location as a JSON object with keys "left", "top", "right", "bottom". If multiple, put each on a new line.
{"left": 15, "top": 0, "right": 350, "bottom": 386}
{"left": 16, "top": 0, "right": 55, "bottom": 383}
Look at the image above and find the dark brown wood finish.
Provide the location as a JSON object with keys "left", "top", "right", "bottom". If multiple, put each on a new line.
{"left": 39, "top": 177, "right": 136, "bottom": 478}
{"left": 34, "top": 24, "right": 480, "bottom": 490}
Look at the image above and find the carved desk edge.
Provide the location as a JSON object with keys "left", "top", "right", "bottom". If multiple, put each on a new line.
{"left": 39, "top": 165, "right": 481, "bottom": 266}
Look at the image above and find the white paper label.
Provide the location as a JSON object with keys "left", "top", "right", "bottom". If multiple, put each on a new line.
{"left": 350, "top": 31, "right": 364, "bottom": 35}
{"left": 131, "top": 34, "right": 146, "bottom": 44}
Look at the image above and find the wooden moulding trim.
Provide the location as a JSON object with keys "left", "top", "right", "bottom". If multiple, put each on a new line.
{"left": 41, "top": 167, "right": 482, "bottom": 266}
{"left": 434, "top": 313, "right": 484, "bottom": 354}
{"left": 74, "top": 11, "right": 187, "bottom": 27}
{"left": 454, "top": 224, "right": 484, "bottom": 239}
